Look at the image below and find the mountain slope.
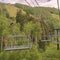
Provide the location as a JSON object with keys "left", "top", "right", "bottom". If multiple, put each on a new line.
{"left": 0, "top": 3, "right": 59, "bottom": 19}
{"left": 0, "top": 3, "right": 60, "bottom": 60}
{"left": 5, "top": 4, "right": 18, "bottom": 17}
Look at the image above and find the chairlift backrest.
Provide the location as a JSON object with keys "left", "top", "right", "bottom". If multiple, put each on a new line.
{"left": 6, "top": 35, "right": 26, "bottom": 38}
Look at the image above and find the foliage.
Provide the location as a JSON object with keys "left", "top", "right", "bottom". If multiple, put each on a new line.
{"left": 16, "top": 9, "right": 28, "bottom": 31}
{"left": 0, "top": 3, "right": 60, "bottom": 60}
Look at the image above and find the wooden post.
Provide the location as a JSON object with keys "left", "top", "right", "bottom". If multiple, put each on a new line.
{"left": 1, "top": 36, "right": 3, "bottom": 51}
{"left": 56, "top": 29, "right": 59, "bottom": 50}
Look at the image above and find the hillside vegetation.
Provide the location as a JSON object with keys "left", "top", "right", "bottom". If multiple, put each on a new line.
{"left": 0, "top": 3, "right": 60, "bottom": 60}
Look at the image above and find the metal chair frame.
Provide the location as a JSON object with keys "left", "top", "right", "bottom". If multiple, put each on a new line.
{"left": 3, "top": 34, "right": 32, "bottom": 51}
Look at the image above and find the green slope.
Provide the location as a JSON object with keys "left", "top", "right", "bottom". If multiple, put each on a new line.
{"left": 0, "top": 3, "right": 59, "bottom": 19}
{"left": 0, "top": 3, "right": 60, "bottom": 60}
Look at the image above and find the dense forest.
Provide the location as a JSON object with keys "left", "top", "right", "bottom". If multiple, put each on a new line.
{"left": 0, "top": 3, "right": 60, "bottom": 60}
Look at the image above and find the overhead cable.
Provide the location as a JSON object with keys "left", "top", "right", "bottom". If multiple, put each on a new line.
{"left": 30, "top": 0, "right": 35, "bottom": 7}
{"left": 24, "top": 0, "right": 31, "bottom": 6}
{"left": 35, "top": 0, "right": 39, "bottom": 6}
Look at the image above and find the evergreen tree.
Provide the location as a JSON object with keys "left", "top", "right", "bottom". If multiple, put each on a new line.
{"left": 16, "top": 10, "right": 27, "bottom": 31}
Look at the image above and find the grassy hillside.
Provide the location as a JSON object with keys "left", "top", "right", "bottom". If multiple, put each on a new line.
{"left": 5, "top": 4, "right": 18, "bottom": 17}
{"left": 0, "top": 3, "right": 18, "bottom": 17}
{"left": 15, "top": 3, "right": 59, "bottom": 15}
{"left": 0, "top": 3, "right": 59, "bottom": 18}
{"left": 0, "top": 3, "right": 60, "bottom": 60}
{"left": 10, "top": 4, "right": 60, "bottom": 23}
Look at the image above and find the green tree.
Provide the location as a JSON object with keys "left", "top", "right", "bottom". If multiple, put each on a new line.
{"left": 24, "top": 21, "right": 42, "bottom": 45}
{"left": 16, "top": 9, "right": 27, "bottom": 31}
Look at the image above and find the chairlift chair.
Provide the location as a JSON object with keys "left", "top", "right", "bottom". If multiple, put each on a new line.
{"left": 3, "top": 34, "right": 32, "bottom": 51}
{"left": 3, "top": 23, "right": 32, "bottom": 51}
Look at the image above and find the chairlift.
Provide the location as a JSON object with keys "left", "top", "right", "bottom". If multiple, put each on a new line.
{"left": 3, "top": 34, "right": 32, "bottom": 51}
{"left": 2, "top": 23, "right": 32, "bottom": 51}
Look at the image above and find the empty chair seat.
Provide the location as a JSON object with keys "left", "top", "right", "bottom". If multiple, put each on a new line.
{"left": 4, "top": 45, "right": 32, "bottom": 51}
{"left": 41, "top": 40, "right": 51, "bottom": 42}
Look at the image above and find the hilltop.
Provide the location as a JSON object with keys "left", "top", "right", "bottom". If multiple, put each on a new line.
{"left": 0, "top": 3, "right": 59, "bottom": 17}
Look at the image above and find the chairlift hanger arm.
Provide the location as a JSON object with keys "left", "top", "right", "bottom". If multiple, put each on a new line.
{"left": 24, "top": 0, "right": 31, "bottom": 6}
